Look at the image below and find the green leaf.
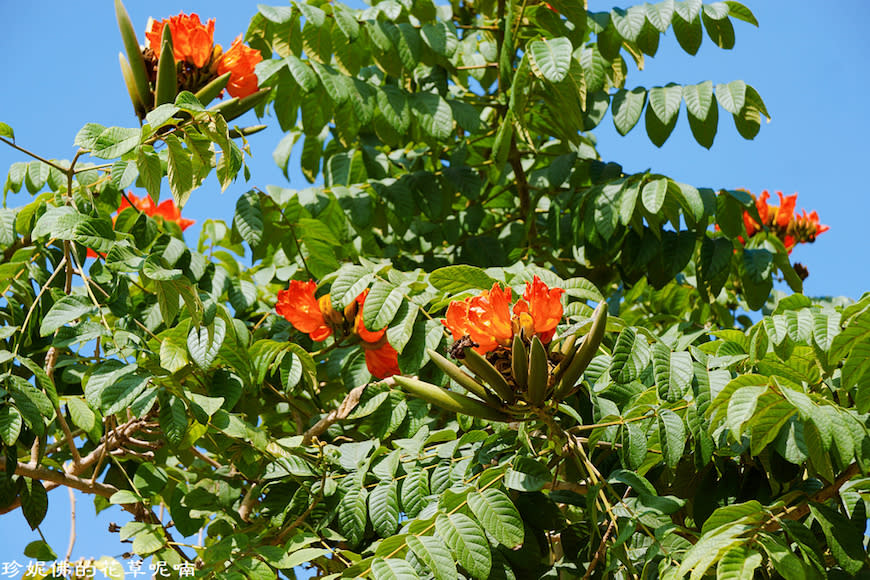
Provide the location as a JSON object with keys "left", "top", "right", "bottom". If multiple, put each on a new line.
{"left": 412, "top": 92, "right": 454, "bottom": 141}
{"left": 407, "top": 535, "right": 458, "bottom": 580}
{"left": 430, "top": 265, "right": 498, "bottom": 294}
{"left": 611, "top": 88, "right": 647, "bottom": 136}
{"left": 726, "top": 385, "right": 766, "bottom": 439}
{"left": 371, "top": 558, "right": 420, "bottom": 580}
{"left": 39, "top": 295, "right": 96, "bottom": 336}
{"left": 642, "top": 178, "right": 668, "bottom": 213}
{"left": 136, "top": 147, "right": 162, "bottom": 201}
{"left": 400, "top": 467, "right": 429, "bottom": 518}
{"left": 67, "top": 397, "right": 99, "bottom": 439}
{"left": 20, "top": 478, "right": 49, "bottom": 530}
{"left": 0, "top": 405, "right": 22, "bottom": 446}
{"left": 466, "top": 489, "right": 524, "bottom": 548}
{"left": 645, "top": 96, "right": 679, "bottom": 146}
{"left": 716, "top": 80, "right": 746, "bottom": 115}
{"left": 658, "top": 408, "right": 686, "bottom": 467}
{"left": 159, "top": 395, "right": 187, "bottom": 446}
{"left": 330, "top": 266, "right": 373, "bottom": 310}
{"left": 702, "top": 7, "right": 735, "bottom": 49}
{"left": 234, "top": 190, "right": 263, "bottom": 249}
{"left": 725, "top": 1, "right": 758, "bottom": 26}
{"left": 25, "top": 161, "right": 49, "bottom": 194}
{"left": 435, "top": 512, "right": 492, "bottom": 580}
{"left": 611, "top": 6, "right": 646, "bottom": 42}
{"left": 337, "top": 482, "right": 368, "bottom": 547}
{"left": 716, "top": 545, "right": 762, "bottom": 580}
{"left": 672, "top": 12, "right": 703, "bottom": 55}
{"left": 101, "top": 373, "right": 151, "bottom": 416}
{"left": 90, "top": 126, "right": 141, "bottom": 159}
{"left": 369, "top": 482, "right": 400, "bottom": 537}
{"left": 187, "top": 318, "right": 227, "bottom": 369}
{"left": 164, "top": 134, "right": 193, "bottom": 208}
{"left": 528, "top": 37, "right": 573, "bottom": 83}
{"left": 646, "top": 1, "right": 675, "bottom": 32}
{"left": 0, "top": 121, "right": 14, "bottom": 141}
{"left": 653, "top": 343, "right": 693, "bottom": 402}
{"left": 363, "top": 281, "right": 404, "bottom": 331}
{"left": 332, "top": 3, "right": 360, "bottom": 40}
{"left": 648, "top": 83, "right": 682, "bottom": 125}
{"left": 24, "top": 540, "right": 57, "bottom": 562}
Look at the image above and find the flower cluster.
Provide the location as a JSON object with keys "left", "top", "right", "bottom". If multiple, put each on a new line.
{"left": 276, "top": 281, "right": 400, "bottom": 380}
{"left": 741, "top": 190, "right": 829, "bottom": 252}
{"left": 444, "top": 276, "right": 565, "bottom": 354}
{"left": 143, "top": 12, "right": 262, "bottom": 99}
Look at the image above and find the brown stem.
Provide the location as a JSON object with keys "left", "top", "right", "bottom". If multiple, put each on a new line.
{"left": 0, "top": 136, "right": 70, "bottom": 173}
{"left": 302, "top": 383, "right": 371, "bottom": 445}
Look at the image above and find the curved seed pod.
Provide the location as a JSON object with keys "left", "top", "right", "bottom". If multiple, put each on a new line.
{"left": 209, "top": 88, "right": 270, "bottom": 122}
{"left": 115, "top": 0, "right": 152, "bottom": 110}
{"left": 228, "top": 125, "right": 268, "bottom": 139}
{"left": 119, "top": 53, "right": 146, "bottom": 119}
{"left": 559, "top": 332, "right": 578, "bottom": 356}
{"left": 428, "top": 349, "right": 501, "bottom": 406}
{"left": 526, "top": 335, "right": 549, "bottom": 406}
{"left": 553, "top": 338, "right": 577, "bottom": 383}
{"left": 154, "top": 25, "right": 177, "bottom": 106}
{"left": 511, "top": 334, "right": 528, "bottom": 390}
{"left": 195, "top": 72, "right": 232, "bottom": 107}
{"left": 393, "top": 376, "right": 511, "bottom": 422}
{"left": 461, "top": 347, "right": 515, "bottom": 403}
{"left": 553, "top": 301, "right": 608, "bottom": 400}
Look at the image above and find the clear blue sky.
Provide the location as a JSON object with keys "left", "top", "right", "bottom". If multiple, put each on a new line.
{"left": 1, "top": 0, "right": 868, "bottom": 570}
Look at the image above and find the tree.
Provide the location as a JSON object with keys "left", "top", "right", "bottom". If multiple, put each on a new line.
{"left": 0, "top": 0, "right": 865, "bottom": 578}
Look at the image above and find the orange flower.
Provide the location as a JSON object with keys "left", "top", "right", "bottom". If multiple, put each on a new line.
{"left": 773, "top": 191, "right": 797, "bottom": 228}
{"left": 217, "top": 37, "right": 262, "bottom": 99}
{"left": 276, "top": 280, "right": 332, "bottom": 341}
{"left": 276, "top": 281, "right": 402, "bottom": 378}
{"left": 364, "top": 342, "right": 400, "bottom": 379}
{"left": 444, "top": 279, "right": 564, "bottom": 354}
{"left": 146, "top": 13, "right": 215, "bottom": 68}
{"left": 512, "top": 276, "right": 565, "bottom": 343}
{"left": 120, "top": 193, "right": 195, "bottom": 231}
{"left": 445, "top": 284, "right": 515, "bottom": 353}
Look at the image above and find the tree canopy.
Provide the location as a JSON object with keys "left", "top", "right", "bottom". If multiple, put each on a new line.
{"left": 1, "top": 0, "right": 867, "bottom": 579}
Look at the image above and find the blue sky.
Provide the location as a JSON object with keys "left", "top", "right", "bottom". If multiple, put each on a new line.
{"left": 1, "top": 0, "right": 868, "bottom": 570}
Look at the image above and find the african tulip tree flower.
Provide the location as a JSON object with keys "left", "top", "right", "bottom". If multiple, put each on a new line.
{"left": 276, "top": 280, "right": 332, "bottom": 342}
{"left": 276, "top": 281, "right": 400, "bottom": 379}
{"left": 444, "top": 277, "right": 565, "bottom": 354}
{"left": 146, "top": 13, "right": 215, "bottom": 68}
{"left": 217, "top": 37, "right": 263, "bottom": 99}
{"left": 733, "top": 189, "right": 828, "bottom": 254}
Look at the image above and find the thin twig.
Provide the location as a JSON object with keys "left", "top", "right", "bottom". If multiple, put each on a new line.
{"left": 302, "top": 383, "right": 372, "bottom": 445}
{"left": 583, "top": 487, "right": 632, "bottom": 580}
{"left": 0, "top": 136, "right": 70, "bottom": 173}
{"left": 66, "top": 487, "right": 76, "bottom": 561}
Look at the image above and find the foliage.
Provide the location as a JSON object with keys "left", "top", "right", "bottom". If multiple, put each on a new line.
{"left": 1, "top": 0, "right": 867, "bottom": 579}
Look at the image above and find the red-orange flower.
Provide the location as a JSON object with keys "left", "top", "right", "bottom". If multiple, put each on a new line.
{"left": 512, "top": 276, "right": 565, "bottom": 343}
{"left": 276, "top": 280, "right": 332, "bottom": 342}
{"left": 729, "top": 189, "right": 828, "bottom": 255}
{"left": 217, "top": 37, "right": 262, "bottom": 99}
{"left": 146, "top": 13, "right": 215, "bottom": 68}
{"left": 773, "top": 191, "right": 797, "bottom": 228}
{"left": 276, "top": 281, "right": 401, "bottom": 379}
{"left": 444, "top": 278, "right": 565, "bottom": 354}
{"left": 364, "top": 343, "right": 400, "bottom": 379}
{"left": 445, "top": 284, "right": 515, "bottom": 353}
